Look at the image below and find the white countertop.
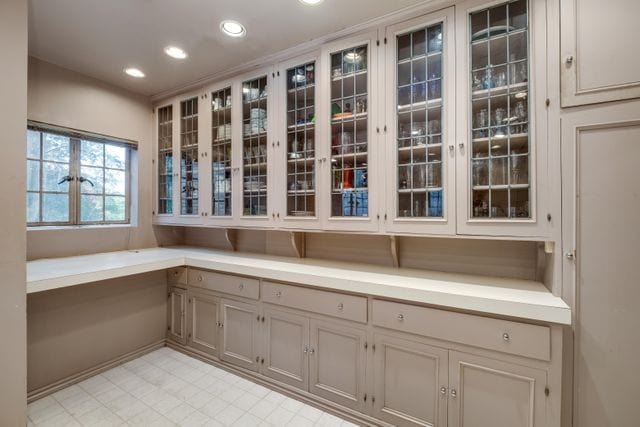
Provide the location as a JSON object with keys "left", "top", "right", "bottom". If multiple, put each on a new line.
{"left": 27, "top": 246, "right": 571, "bottom": 325}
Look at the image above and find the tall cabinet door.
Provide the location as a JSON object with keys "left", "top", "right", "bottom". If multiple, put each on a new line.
{"left": 262, "top": 307, "right": 309, "bottom": 391}
{"left": 384, "top": 8, "right": 456, "bottom": 235}
{"left": 560, "top": 0, "right": 640, "bottom": 106}
{"left": 448, "top": 351, "right": 547, "bottom": 427}
{"left": 455, "top": 0, "right": 549, "bottom": 238}
{"left": 186, "top": 291, "right": 220, "bottom": 358}
{"left": 167, "top": 287, "right": 187, "bottom": 345}
{"left": 320, "top": 31, "right": 380, "bottom": 232}
{"left": 277, "top": 53, "right": 323, "bottom": 230}
{"left": 372, "top": 334, "right": 448, "bottom": 427}
{"left": 154, "top": 103, "right": 176, "bottom": 224}
{"left": 236, "top": 68, "right": 276, "bottom": 227}
{"left": 220, "top": 298, "right": 261, "bottom": 372}
{"left": 309, "top": 319, "right": 367, "bottom": 412}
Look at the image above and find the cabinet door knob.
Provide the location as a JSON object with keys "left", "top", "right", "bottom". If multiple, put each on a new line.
{"left": 337, "top": 303, "right": 344, "bottom": 311}
{"left": 450, "top": 389, "right": 457, "bottom": 398}
{"left": 197, "top": 275, "right": 203, "bottom": 282}
{"left": 565, "top": 55, "right": 574, "bottom": 65}
{"left": 173, "top": 271, "right": 179, "bottom": 277}
{"left": 239, "top": 283, "right": 244, "bottom": 291}
{"left": 255, "top": 356, "right": 260, "bottom": 363}
{"left": 565, "top": 251, "right": 575, "bottom": 260}
{"left": 440, "top": 386, "right": 447, "bottom": 395}
{"left": 276, "top": 291, "right": 282, "bottom": 298}
{"left": 397, "top": 313, "right": 404, "bottom": 321}
{"left": 503, "top": 332, "right": 510, "bottom": 341}
{"left": 309, "top": 347, "right": 315, "bottom": 355}
{"left": 303, "top": 346, "right": 308, "bottom": 354}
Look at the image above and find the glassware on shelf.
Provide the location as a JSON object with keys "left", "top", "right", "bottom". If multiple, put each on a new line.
{"left": 242, "top": 75, "right": 268, "bottom": 216}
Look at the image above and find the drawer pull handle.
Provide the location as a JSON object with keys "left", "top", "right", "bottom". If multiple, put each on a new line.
{"left": 337, "top": 303, "right": 344, "bottom": 311}
{"left": 450, "top": 389, "right": 457, "bottom": 398}
{"left": 502, "top": 332, "right": 510, "bottom": 342}
{"left": 276, "top": 291, "right": 282, "bottom": 298}
{"left": 197, "top": 275, "right": 203, "bottom": 282}
{"left": 440, "top": 386, "right": 447, "bottom": 395}
{"left": 239, "top": 284, "right": 244, "bottom": 291}
{"left": 309, "top": 347, "right": 315, "bottom": 355}
{"left": 303, "top": 346, "right": 308, "bottom": 354}
{"left": 397, "top": 313, "right": 404, "bottom": 321}
{"left": 173, "top": 271, "right": 179, "bottom": 277}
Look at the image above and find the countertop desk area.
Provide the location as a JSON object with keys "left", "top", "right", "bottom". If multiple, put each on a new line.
{"left": 27, "top": 246, "right": 571, "bottom": 325}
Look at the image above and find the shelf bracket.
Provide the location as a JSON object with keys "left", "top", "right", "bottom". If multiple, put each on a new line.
{"left": 290, "top": 232, "right": 306, "bottom": 258}
{"left": 224, "top": 228, "right": 237, "bottom": 252}
{"left": 390, "top": 235, "right": 400, "bottom": 268}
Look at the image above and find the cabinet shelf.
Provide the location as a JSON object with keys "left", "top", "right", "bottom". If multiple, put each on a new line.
{"left": 287, "top": 156, "right": 315, "bottom": 163}
{"left": 471, "top": 82, "right": 528, "bottom": 98}
{"left": 331, "top": 112, "right": 368, "bottom": 122}
{"left": 288, "top": 84, "right": 315, "bottom": 93}
{"left": 287, "top": 190, "right": 315, "bottom": 195}
{"left": 287, "top": 122, "right": 315, "bottom": 130}
{"left": 398, "top": 187, "right": 443, "bottom": 193}
{"left": 397, "top": 51, "right": 442, "bottom": 65}
{"left": 472, "top": 184, "right": 529, "bottom": 191}
{"left": 398, "top": 98, "right": 442, "bottom": 112}
{"left": 331, "top": 69, "right": 367, "bottom": 82}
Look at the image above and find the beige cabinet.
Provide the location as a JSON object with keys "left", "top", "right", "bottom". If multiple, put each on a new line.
{"left": 372, "top": 333, "right": 448, "bottom": 427}
{"left": 309, "top": 319, "right": 367, "bottom": 412}
{"left": 167, "top": 287, "right": 187, "bottom": 344}
{"left": 186, "top": 290, "right": 220, "bottom": 357}
{"left": 448, "top": 351, "right": 547, "bottom": 427}
{"left": 262, "top": 307, "right": 309, "bottom": 390}
{"left": 561, "top": 0, "right": 640, "bottom": 106}
{"left": 220, "top": 298, "right": 261, "bottom": 371}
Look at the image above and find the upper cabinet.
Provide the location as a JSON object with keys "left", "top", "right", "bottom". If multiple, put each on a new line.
{"left": 154, "top": 0, "right": 551, "bottom": 238}
{"left": 456, "top": 0, "right": 548, "bottom": 237}
{"left": 383, "top": 8, "right": 456, "bottom": 235}
{"left": 561, "top": 0, "right": 640, "bottom": 107}
{"left": 277, "top": 54, "right": 321, "bottom": 230}
{"left": 321, "top": 32, "right": 380, "bottom": 232}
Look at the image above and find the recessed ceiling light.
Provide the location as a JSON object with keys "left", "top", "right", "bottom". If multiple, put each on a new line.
{"left": 220, "top": 20, "right": 246, "bottom": 38}
{"left": 164, "top": 46, "right": 188, "bottom": 59}
{"left": 299, "top": 0, "right": 325, "bottom": 5}
{"left": 124, "top": 68, "right": 145, "bottom": 78}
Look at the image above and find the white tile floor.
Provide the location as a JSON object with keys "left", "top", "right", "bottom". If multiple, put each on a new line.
{"left": 28, "top": 347, "right": 359, "bottom": 427}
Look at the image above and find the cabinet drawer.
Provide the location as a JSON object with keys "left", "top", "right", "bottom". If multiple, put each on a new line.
{"left": 188, "top": 269, "right": 259, "bottom": 300}
{"left": 372, "top": 299, "right": 550, "bottom": 361}
{"left": 262, "top": 281, "right": 367, "bottom": 323}
{"left": 167, "top": 267, "right": 187, "bottom": 286}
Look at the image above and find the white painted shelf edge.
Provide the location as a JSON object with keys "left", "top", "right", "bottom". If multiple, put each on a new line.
{"left": 26, "top": 246, "right": 571, "bottom": 325}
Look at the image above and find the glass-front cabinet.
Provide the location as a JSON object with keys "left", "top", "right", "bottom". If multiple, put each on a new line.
{"left": 277, "top": 54, "right": 321, "bottom": 229}
{"left": 210, "top": 85, "right": 233, "bottom": 219}
{"left": 456, "top": 0, "right": 547, "bottom": 237}
{"left": 237, "top": 68, "right": 275, "bottom": 226}
{"left": 321, "top": 32, "right": 379, "bottom": 232}
{"left": 384, "top": 8, "right": 456, "bottom": 235}
{"left": 157, "top": 105, "right": 173, "bottom": 216}
{"left": 179, "top": 96, "right": 199, "bottom": 216}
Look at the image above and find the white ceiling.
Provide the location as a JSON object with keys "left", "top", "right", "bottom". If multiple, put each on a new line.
{"left": 28, "top": 0, "right": 425, "bottom": 97}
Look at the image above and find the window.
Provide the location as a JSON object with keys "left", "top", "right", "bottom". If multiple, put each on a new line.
{"left": 27, "top": 124, "right": 134, "bottom": 226}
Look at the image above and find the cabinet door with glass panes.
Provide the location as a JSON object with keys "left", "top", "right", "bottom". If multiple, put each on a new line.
{"left": 455, "top": 0, "right": 548, "bottom": 237}
{"left": 384, "top": 8, "right": 456, "bottom": 235}
{"left": 204, "top": 80, "right": 236, "bottom": 226}
{"left": 277, "top": 53, "right": 322, "bottom": 230}
{"left": 237, "top": 68, "right": 276, "bottom": 226}
{"left": 321, "top": 32, "right": 380, "bottom": 232}
{"left": 154, "top": 103, "right": 177, "bottom": 224}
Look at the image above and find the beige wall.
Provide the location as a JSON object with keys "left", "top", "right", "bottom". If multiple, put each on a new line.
{"left": 27, "top": 272, "right": 167, "bottom": 393}
{"left": 0, "top": 0, "right": 28, "bottom": 424}
{"left": 26, "top": 57, "right": 162, "bottom": 260}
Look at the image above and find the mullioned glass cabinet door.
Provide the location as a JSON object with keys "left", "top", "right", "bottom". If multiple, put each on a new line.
{"left": 210, "top": 86, "right": 233, "bottom": 218}
{"left": 241, "top": 74, "right": 269, "bottom": 218}
{"left": 156, "top": 104, "right": 174, "bottom": 216}
{"left": 179, "top": 96, "right": 199, "bottom": 216}
{"left": 322, "top": 31, "right": 379, "bottom": 232}
{"left": 456, "top": 0, "right": 548, "bottom": 238}
{"left": 384, "top": 8, "right": 456, "bottom": 235}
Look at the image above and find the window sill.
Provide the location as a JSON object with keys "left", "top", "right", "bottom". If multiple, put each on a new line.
{"left": 27, "top": 224, "right": 135, "bottom": 232}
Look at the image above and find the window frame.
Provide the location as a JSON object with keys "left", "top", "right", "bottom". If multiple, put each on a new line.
{"left": 27, "top": 123, "right": 134, "bottom": 227}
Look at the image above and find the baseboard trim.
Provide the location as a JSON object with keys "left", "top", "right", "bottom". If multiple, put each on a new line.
{"left": 27, "top": 340, "right": 165, "bottom": 403}
{"left": 166, "top": 341, "right": 392, "bottom": 427}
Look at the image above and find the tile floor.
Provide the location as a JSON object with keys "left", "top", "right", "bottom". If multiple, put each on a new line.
{"left": 27, "top": 347, "right": 359, "bottom": 427}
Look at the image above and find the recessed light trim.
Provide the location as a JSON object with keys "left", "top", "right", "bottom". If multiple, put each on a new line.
{"left": 124, "top": 68, "right": 145, "bottom": 78}
{"left": 299, "top": 0, "right": 325, "bottom": 5}
{"left": 164, "top": 46, "right": 188, "bottom": 59}
{"left": 220, "top": 20, "right": 246, "bottom": 38}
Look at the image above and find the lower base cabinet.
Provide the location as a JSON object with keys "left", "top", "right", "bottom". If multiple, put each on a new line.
{"left": 262, "top": 307, "right": 309, "bottom": 390}
{"left": 448, "top": 351, "right": 547, "bottom": 427}
{"left": 372, "top": 333, "right": 449, "bottom": 427}
{"left": 167, "top": 287, "right": 187, "bottom": 345}
{"left": 309, "top": 319, "right": 367, "bottom": 412}
{"left": 186, "top": 291, "right": 220, "bottom": 357}
{"left": 171, "top": 277, "right": 555, "bottom": 427}
{"left": 220, "top": 298, "right": 261, "bottom": 372}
